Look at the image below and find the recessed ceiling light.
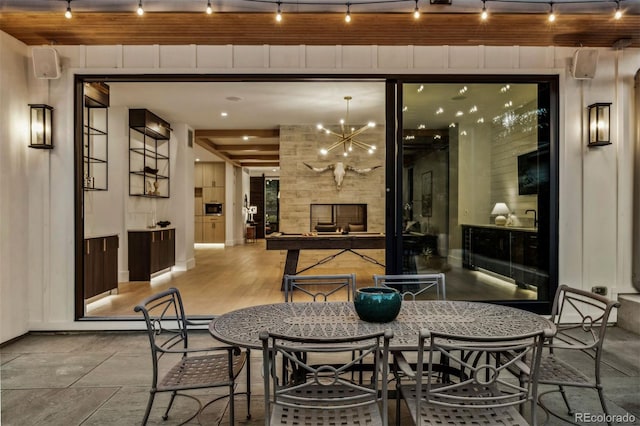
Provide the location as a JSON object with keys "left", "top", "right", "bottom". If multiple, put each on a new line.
{"left": 272, "top": 168, "right": 277, "bottom": 172}
{"left": 195, "top": 158, "right": 200, "bottom": 162}
{"left": 455, "top": 111, "right": 464, "bottom": 117}
{"left": 220, "top": 112, "right": 228, "bottom": 117}
{"left": 243, "top": 136, "right": 249, "bottom": 141}
{"left": 435, "top": 107, "right": 444, "bottom": 115}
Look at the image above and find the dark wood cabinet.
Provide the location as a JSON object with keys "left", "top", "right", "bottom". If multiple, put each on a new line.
{"left": 128, "top": 229, "right": 175, "bottom": 281}
{"left": 84, "top": 235, "right": 118, "bottom": 299}
{"left": 462, "top": 225, "right": 543, "bottom": 288}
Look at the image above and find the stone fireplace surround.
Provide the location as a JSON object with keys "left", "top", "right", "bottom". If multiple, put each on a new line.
{"left": 279, "top": 124, "right": 385, "bottom": 234}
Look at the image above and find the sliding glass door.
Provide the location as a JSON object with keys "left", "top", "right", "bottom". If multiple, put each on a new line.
{"left": 394, "top": 78, "right": 557, "bottom": 308}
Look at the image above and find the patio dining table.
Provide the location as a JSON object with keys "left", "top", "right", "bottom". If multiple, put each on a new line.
{"left": 209, "top": 301, "right": 555, "bottom": 349}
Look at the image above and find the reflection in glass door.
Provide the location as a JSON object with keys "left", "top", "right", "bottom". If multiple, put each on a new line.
{"left": 265, "top": 178, "right": 279, "bottom": 235}
{"left": 400, "top": 81, "right": 552, "bottom": 302}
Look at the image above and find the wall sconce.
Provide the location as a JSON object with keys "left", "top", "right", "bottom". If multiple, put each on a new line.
{"left": 29, "top": 104, "right": 54, "bottom": 149}
{"left": 587, "top": 102, "right": 612, "bottom": 147}
{"left": 491, "top": 202, "right": 510, "bottom": 226}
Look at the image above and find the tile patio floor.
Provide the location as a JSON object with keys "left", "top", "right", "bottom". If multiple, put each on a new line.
{"left": 1, "top": 327, "right": 639, "bottom": 425}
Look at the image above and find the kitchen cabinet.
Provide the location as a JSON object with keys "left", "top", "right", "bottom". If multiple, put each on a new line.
{"left": 129, "top": 109, "right": 171, "bottom": 198}
{"left": 194, "top": 162, "right": 225, "bottom": 244}
{"left": 194, "top": 218, "right": 204, "bottom": 243}
{"left": 202, "top": 216, "right": 225, "bottom": 243}
{"left": 462, "top": 225, "right": 544, "bottom": 288}
{"left": 84, "top": 235, "right": 118, "bottom": 299}
{"left": 83, "top": 82, "right": 109, "bottom": 191}
{"left": 194, "top": 162, "right": 225, "bottom": 188}
{"left": 128, "top": 229, "right": 175, "bottom": 281}
{"left": 203, "top": 187, "right": 225, "bottom": 203}
{"left": 194, "top": 162, "right": 224, "bottom": 188}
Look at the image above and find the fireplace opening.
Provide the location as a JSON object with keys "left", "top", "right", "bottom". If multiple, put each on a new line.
{"left": 310, "top": 204, "right": 367, "bottom": 232}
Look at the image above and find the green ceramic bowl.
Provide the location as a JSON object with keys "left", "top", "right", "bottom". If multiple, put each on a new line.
{"left": 354, "top": 287, "right": 401, "bottom": 323}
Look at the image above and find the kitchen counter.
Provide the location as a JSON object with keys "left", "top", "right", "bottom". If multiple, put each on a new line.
{"left": 84, "top": 232, "right": 120, "bottom": 239}
{"left": 127, "top": 226, "right": 175, "bottom": 232}
{"left": 461, "top": 224, "right": 537, "bottom": 232}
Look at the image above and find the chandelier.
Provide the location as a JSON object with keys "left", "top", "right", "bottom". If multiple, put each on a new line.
{"left": 316, "top": 96, "right": 377, "bottom": 157}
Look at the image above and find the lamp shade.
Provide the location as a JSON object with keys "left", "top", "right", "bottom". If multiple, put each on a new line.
{"left": 491, "top": 202, "right": 510, "bottom": 226}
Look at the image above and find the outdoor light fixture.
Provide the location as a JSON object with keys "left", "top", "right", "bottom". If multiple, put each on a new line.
{"left": 491, "top": 202, "right": 510, "bottom": 226}
{"left": 65, "top": 0, "right": 72, "bottom": 19}
{"left": 29, "top": 104, "right": 54, "bottom": 149}
{"left": 587, "top": 102, "right": 612, "bottom": 147}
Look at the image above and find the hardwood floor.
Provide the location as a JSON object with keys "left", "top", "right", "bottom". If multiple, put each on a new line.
{"left": 85, "top": 239, "right": 536, "bottom": 318}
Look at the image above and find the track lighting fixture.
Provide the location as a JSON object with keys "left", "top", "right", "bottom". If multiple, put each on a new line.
{"left": 614, "top": 0, "right": 623, "bottom": 19}
{"left": 481, "top": 0, "right": 488, "bottom": 20}
{"left": 548, "top": 3, "right": 556, "bottom": 22}
{"left": 413, "top": 0, "right": 420, "bottom": 19}
{"left": 65, "top": 0, "right": 72, "bottom": 19}
{"left": 136, "top": 0, "right": 144, "bottom": 16}
{"left": 345, "top": 3, "right": 352, "bottom": 23}
{"left": 206, "top": 0, "right": 212, "bottom": 14}
{"left": 276, "top": 2, "right": 282, "bottom": 22}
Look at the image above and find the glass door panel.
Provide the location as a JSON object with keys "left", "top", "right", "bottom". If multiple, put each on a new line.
{"left": 400, "top": 82, "right": 550, "bottom": 302}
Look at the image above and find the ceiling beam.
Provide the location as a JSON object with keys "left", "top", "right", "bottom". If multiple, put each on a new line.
{"left": 240, "top": 162, "right": 280, "bottom": 167}
{"left": 195, "top": 129, "right": 280, "bottom": 138}
{"left": 228, "top": 155, "right": 280, "bottom": 161}
{"left": 197, "top": 140, "right": 241, "bottom": 167}
{"left": 211, "top": 144, "right": 280, "bottom": 152}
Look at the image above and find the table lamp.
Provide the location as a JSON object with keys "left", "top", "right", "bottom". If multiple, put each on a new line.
{"left": 248, "top": 206, "right": 257, "bottom": 223}
{"left": 491, "top": 202, "right": 510, "bottom": 226}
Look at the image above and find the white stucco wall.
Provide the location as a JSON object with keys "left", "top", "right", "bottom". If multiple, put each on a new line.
{"left": 0, "top": 32, "right": 31, "bottom": 343}
{"left": 1, "top": 34, "right": 638, "bottom": 341}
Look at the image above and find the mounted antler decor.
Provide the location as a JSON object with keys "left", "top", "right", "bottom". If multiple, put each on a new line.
{"left": 303, "top": 162, "right": 381, "bottom": 190}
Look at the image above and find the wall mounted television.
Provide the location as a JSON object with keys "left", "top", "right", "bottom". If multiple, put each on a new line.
{"left": 518, "top": 147, "right": 549, "bottom": 195}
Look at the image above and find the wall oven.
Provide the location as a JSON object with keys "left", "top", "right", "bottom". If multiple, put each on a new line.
{"left": 204, "top": 202, "right": 223, "bottom": 216}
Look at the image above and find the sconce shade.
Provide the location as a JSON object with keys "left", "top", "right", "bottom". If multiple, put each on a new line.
{"left": 491, "top": 202, "right": 510, "bottom": 226}
{"left": 29, "top": 104, "right": 53, "bottom": 149}
{"left": 587, "top": 102, "right": 611, "bottom": 147}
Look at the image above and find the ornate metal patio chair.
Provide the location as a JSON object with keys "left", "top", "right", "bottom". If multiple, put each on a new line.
{"left": 284, "top": 273, "right": 356, "bottom": 302}
{"left": 521, "top": 284, "right": 621, "bottom": 425}
{"left": 373, "top": 273, "right": 446, "bottom": 301}
{"left": 260, "top": 329, "right": 393, "bottom": 426}
{"left": 395, "top": 328, "right": 549, "bottom": 426}
{"left": 134, "top": 287, "right": 251, "bottom": 425}
{"left": 283, "top": 273, "right": 360, "bottom": 382}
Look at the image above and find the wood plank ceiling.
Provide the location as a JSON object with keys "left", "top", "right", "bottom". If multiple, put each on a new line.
{"left": 1, "top": 12, "right": 638, "bottom": 47}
